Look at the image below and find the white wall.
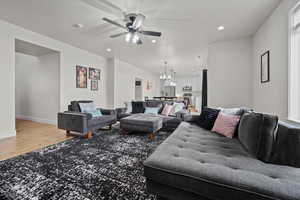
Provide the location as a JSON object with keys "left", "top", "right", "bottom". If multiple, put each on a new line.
{"left": 114, "top": 59, "right": 159, "bottom": 107}
{"left": 208, "top": 37, "right": 253, "bottom": 108}
{"left": 15, "top": 52, "right": 59, "bottom": 125}
{"left": 106, "top": 58, "right": 116, "bottom": 109}
{"left": 0, "top": 19, "right": 107, "bottom": 139}
{"left": 252, "top": 0, "right": 297, "bottom": 118}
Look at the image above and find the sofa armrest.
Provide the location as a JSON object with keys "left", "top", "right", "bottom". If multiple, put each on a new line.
{"left": 116, "top": 107, "right": 127, "bottom": 115}
{"left": 99, "top": 108, "right": 116, "bottom": 116}
{"left": 271, "top": 121, "right": 300, "bottom": 168}
{"left": 57, "top": 111, "right": 91, "bottom": 134}
{"left": 175, "top": 110, "right": 189, "bottom": 120}
{"left": 62, "top": 111, "right": 93, "bottom": 120}
{"left": 183, "top": 114, "right": 200, "bottom": 123}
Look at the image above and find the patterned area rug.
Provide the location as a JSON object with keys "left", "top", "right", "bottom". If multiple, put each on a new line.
{"left": 0, "top": 127, "right": 171, "bottom": 200}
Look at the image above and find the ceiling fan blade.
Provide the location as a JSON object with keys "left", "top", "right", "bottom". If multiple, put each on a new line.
{"left": 81, "top": 0, "right": 124, "bottom": 17}
{"left": 102, "top": 17, "right": 127, "bottom": 29}
{"left": 110, "top": 32, "right": 128, "bottom": 38}
{"left": 132, "top": 14, "right": 146, "bottom": 29}
{"left": 139, "top": 30, "right": 162, "bottom": 37}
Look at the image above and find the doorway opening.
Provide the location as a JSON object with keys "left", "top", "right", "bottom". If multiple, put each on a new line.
{"left": 15, "top": 39, "right": 60, "bottom": 126}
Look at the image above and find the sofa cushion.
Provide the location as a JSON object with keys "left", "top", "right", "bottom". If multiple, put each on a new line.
{"left": 144, "top": 122, "right": 300, "bottom": 200}
{"left": 238, "top": 113, "right": 278, "bottom": 162}
{"left": 196, "top": 107, "right": 220, "bottom": 130}
{"left": 132, "top": 101, "right": 145, "bottom": 114}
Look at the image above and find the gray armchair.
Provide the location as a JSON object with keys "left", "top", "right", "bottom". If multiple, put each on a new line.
{"left": 57, "top": 101, "right": 117, "bottom": 138}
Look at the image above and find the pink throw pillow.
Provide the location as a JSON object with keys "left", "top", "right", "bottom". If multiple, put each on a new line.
{"left": 161, "top": 105, "right": 173, "bottom": 116}
{"left": 212, "top": 113, "right": 240, "bottom": 138}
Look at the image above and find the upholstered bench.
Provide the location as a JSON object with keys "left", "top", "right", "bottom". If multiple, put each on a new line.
{"left": 144, "top": 121, "right": 300, "bottom": 200}
{"left": 120, "top": 114, "right": 163, "bottom": 139}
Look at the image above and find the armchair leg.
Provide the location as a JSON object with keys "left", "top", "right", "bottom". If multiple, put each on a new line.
{"left": 66, "top": 130, "right": 71, "bottom": 137}
{"left": 85, "top": 131, "right": 93, "bottom": 139}
{"left": 148, "top": 132, "right": 156, "bottom": 140}
{"left": 109, "top": 124, "right": 112, "bottom": 130}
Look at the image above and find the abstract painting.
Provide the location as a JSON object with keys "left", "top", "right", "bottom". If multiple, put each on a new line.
{"left": 76, "top": 66, "right": 87, "bottom": 88}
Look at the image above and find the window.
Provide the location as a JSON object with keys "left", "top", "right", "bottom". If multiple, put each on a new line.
{"left": 289, "top": 3, "right": 300, "bottom": 122}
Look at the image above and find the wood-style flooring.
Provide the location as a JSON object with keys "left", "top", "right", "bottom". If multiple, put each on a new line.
{"left": 0, "top": 119, "right": 71, "bottom": 161}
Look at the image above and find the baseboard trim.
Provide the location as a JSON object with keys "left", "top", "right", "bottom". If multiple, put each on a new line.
{"left": 0, "top": 130, "right": 16, "bottom": 140}
{"left": 16, "top": 115, "right": 57, "bottom": 125}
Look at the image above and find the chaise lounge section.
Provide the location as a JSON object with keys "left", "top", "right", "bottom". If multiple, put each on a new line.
{"left": 144, "top": 113, "right": 300, "bottom": 200}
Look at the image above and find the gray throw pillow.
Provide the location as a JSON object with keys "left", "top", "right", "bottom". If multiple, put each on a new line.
{"left": 238, "top": 112, "right": 278, "bottom": 162}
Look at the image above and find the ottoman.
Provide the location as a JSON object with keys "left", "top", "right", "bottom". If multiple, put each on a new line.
{"left": 120, "top": 114, "right": 163, "bottom": 139}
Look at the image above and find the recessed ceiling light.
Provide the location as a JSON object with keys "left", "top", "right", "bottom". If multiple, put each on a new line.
{"left": 106, "top": 48, "right": 112, "bottom": 52}
{"left": 72, "top": 23, "right": 84, "bottom": 28}
{"left": 218, "top": 26, "right": 225, "bottom": 31}
{"left": 152, "top": 39, "right": 157, "bottom": 43}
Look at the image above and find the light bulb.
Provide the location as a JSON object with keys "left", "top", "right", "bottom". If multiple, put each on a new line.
{"left": 132, "top": 33, "right": 139, "bottom": 44}
{"left": 125, "top": 33, "right": 132, "bottom": 42}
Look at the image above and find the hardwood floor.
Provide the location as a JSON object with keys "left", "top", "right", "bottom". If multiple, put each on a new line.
{"left": 0, "top": 119, "right": 71, "bottom": 161}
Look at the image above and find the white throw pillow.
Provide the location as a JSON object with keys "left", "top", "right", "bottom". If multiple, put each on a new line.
{"left": 79, "top": 102, "right": 96, "bottom": 113}
{"left": 219, "top": 107, "right": 243, "bottom": 116}
{"left": 169, "top": 102, "right": 185, "bottom": 116}
{"left": 79, "top": 102, "right": 102, "bottom": 117}
{"left": 124, "top": 102, "right": 132, "bottom": 114}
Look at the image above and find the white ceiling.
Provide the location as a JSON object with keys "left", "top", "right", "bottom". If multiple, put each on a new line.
{"left": 0, "top": 0, "right": 281, "bottom": 75}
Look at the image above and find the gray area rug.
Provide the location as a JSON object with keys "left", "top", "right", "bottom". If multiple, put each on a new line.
{"left": 0, "top": 127, "right": 170, "bottom": 200}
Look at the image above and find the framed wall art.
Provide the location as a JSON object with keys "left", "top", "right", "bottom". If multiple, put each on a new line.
{"left": 91, "top": 80, "right": 98, "bottom": 91}
{"left": 89, "top": 67, "right": 101, "bottom": 80}
{"left": 76, "top": 66, "right": 87, "bottom": 88}
{"left": 261, "top": 51, "right": 270, "bottom": 83}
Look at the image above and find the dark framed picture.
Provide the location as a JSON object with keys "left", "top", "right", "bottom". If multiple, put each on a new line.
{"left": 76, "top": 66, "right": 87, "bottom": 88}
{"left": 89, "top": 67, "right": 101, "bottom": 80}
{"left": 91, "top": 80, "right": 98, "bottom": 91}
{"left": 261, "top": 51, "right": 270, "bottom": 83}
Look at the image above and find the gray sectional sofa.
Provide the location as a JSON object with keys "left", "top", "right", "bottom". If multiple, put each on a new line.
{"left": 144, "top": 113, "right": 300, "bottom": 200}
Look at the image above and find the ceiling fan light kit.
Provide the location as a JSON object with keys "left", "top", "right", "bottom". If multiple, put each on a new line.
{"left": 102, "top": 13, "right": 162, "bottom": 45}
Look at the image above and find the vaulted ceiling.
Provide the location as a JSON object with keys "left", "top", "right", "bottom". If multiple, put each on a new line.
{"left": 0, "top": 0, "right": 281, "bottom": 75}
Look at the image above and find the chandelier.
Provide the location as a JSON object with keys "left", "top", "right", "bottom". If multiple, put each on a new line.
{"left": 160, "top": 61, "right": 177, "bottom": 86}
{"left": 159, "top": 61, "right": 171, "bottom": 80}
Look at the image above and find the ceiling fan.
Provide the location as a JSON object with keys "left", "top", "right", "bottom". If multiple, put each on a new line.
{"left": 81, "top": 0, "right": 162, "bottom": 45}
{"left": 103, "top": 13, "right": 162, "bottom": 45}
